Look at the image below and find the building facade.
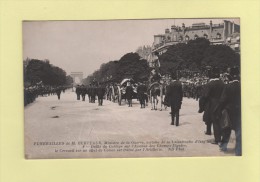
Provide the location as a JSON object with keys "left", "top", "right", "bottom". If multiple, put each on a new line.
{"left": 152, "top": 20, "right": 240, "bottom": 55}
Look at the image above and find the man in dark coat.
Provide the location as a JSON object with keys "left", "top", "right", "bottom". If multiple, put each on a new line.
{"left": 81, "top": 85, "right": 87, "bottom": 101}
{"left": 198, "top": 83, "right": 212, "bottom": 135}
{"left": 166, "top": 75, "right": 183, "bottom": 126}
{"left": 55, "top": 87, "right": 62, "bottom": 100}
{"left": 75, "top": 85, "right": 81, "bottom": 100}
{"left": 217, "top": 67, "right": 241, "bottom": 155}
{"left": 92, "top": 85, "right": 97, "bottom": 103}
{"left": 137, "top": 83, "right": 147, "bottom": 108}
{"left": 97, "top": 84, "right": 106, "bottom": 106}
{"left": 201, "top": 67, "right": 225, "bottom": 144}
{"left": 125, "top": 82, "right": 134, "bottom": 107}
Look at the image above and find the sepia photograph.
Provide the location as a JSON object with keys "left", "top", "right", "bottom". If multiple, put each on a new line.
{"left": 23, "top": 18, "right": 241, "bottom": 159}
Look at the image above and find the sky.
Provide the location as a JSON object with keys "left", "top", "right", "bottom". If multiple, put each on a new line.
{"left": 23, "top": 18, "right": 240, "bottom": 78}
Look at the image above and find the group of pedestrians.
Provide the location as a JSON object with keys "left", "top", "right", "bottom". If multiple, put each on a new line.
{"left": 75, "top": 84, "right": 106, "bottom": 106}
{"left": 198, "top": 67, "right": 241, "bottom": 156}
{"left": 24, "top": 85, "right": 68, "bottom": 106}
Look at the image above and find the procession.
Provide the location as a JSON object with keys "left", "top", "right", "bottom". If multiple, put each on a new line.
{"left": 24, "top": 64, "right": 241, "bottom": 157}
{"left": 23, "top": 19, "right": 241, "bottom": 158}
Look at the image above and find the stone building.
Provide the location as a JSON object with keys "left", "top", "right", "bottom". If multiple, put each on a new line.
{"left": 152, "top": 20, "right": 240, "bottom": 55}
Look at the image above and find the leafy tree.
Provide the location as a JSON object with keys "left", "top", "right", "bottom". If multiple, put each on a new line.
{"left": 66, "top": 75, "right": 73, "bottom": 86}
{"left": 84, "top": 52, "right": 150, "bottom": 84}
{"left": 159, "top": 38, "right": 240, "bottom": 73}
{"left": 24, "top": 59, "right": 68, "bottom": 86}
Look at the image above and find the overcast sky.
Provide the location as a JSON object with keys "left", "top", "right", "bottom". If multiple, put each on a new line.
{"left": 23, "top": 18, "right": 239, "bottom": 78}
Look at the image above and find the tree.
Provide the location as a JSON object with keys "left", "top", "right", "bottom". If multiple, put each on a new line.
{"left": 24, "top": 58, "right": 68, "bottom": 86}
{"left": 84, "top": 52, "right": 150, "bottom": 84}
{"left": 66, "top": 75, "right": 73, "bottom": 86}
{"left": 159, "top": 38, "right": 240, "bottom": 73}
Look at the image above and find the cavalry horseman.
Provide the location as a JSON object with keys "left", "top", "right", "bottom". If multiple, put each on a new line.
{"left": 147, "top": 51, "right": 164, "bottom": 110}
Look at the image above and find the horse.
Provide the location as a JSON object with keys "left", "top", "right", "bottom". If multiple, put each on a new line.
{"left": 148, "top": 82, "right": 170, "bottom": 111}
{"left": 148, "top": 82, "right": 161, "bottom": 110}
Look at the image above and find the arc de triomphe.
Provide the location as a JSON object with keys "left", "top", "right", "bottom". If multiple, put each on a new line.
{"left": 70, "top": 72, "right": 83, "bottom": 86}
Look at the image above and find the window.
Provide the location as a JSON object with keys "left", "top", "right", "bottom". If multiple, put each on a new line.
{"left": 217, "top": 33, "right": 221, "bottom": 39}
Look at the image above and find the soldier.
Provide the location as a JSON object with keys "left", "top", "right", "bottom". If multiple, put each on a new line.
{"left": 125, "top": 82, "right": 134, "bottom": 107}
{"left": 75, "top": 85, "right": 81, "bottom": 100}
{"left": 55, "top": 87, "right": 62, "bottom": 100}
{"left": 88, "top": 83, "right": 96, "bottom": 103}
{"left": 97, "top": 84, "right": 106, "bottom": 106}
{"left": 200, "top": 67, "right": 225, "bottom": 144}
{"left": 166, "top": 74, "right": 183, "bottom": 126}
{"left": 81, "top": 85, "right": 87, "bottom": 101}
{"left": 137, "top": 82, "right": 147, "bottom": 108}
{"left": 150, "top": 68, "right": 161, "bottom": 83}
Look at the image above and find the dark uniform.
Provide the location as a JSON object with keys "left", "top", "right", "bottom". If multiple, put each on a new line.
{"left": 218, "top": 68, "right": 241, "bottom": 155}
{"left": 56, "top": 87, "right": 62, "bottom": 100}
{"left": 166, "top": 80, "right": 183, "bottom": 126}
{"left": 97, "top": 85, "right": 106, "bottom": 106}
{"left": 125, "top": 84, "right": 134, "bottom": 107}
{"left": 201, "top": 68, "right": 225, "bottom": 144}
{"left": 137, "top": 83, "right": 147, "bottom": 108}
{"left": 89, "top": 85, "right": 97, "bottom": 103}
{"left": 199, "top": 86, "right": 212, "bottom": 135}
{"left": 81, "top": 85, "right": 87, "bottom": 101}
{"left": 75, "top": 85, "right": 81, "bottom": 100}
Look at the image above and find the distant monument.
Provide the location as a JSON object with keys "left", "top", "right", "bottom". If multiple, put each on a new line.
{"left": 70, "top": 72, "right": 83, "bottom": 86}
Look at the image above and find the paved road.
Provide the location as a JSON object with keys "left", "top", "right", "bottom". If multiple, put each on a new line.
{"left": 24, "top": 90, "right": 236, "bottom": 159}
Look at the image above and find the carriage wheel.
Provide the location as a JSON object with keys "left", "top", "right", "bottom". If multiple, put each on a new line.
{"left": 117, "top": 86, "right": 122, "bottom": 105}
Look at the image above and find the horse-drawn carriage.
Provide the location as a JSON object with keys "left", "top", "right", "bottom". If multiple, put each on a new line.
{"left": 105, "top": 78, "right": 138, "bottom": 105}
{"left": 116, "top": 78, "right": 138, "bottom": 105}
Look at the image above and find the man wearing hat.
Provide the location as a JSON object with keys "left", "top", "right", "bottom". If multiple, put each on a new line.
{"left": 75, "top": 85, "right": 81, "bottom": 100}
{"left": 166, "top": 73, "right": 183, "bottom": 126}
{"left": 201, "top": 67, "right": 225, "bottom": 144}
{"left": 217, "top": 67, "right": 241, "bottom": 155}
{"left": 125, "top": 81, "right": 134, "bottom": 107}
{"left": 97, "top": 84, "right": 106, "bottom": 106}
{"left": 55, "top": 86, "right": 62, "bottom": 100}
